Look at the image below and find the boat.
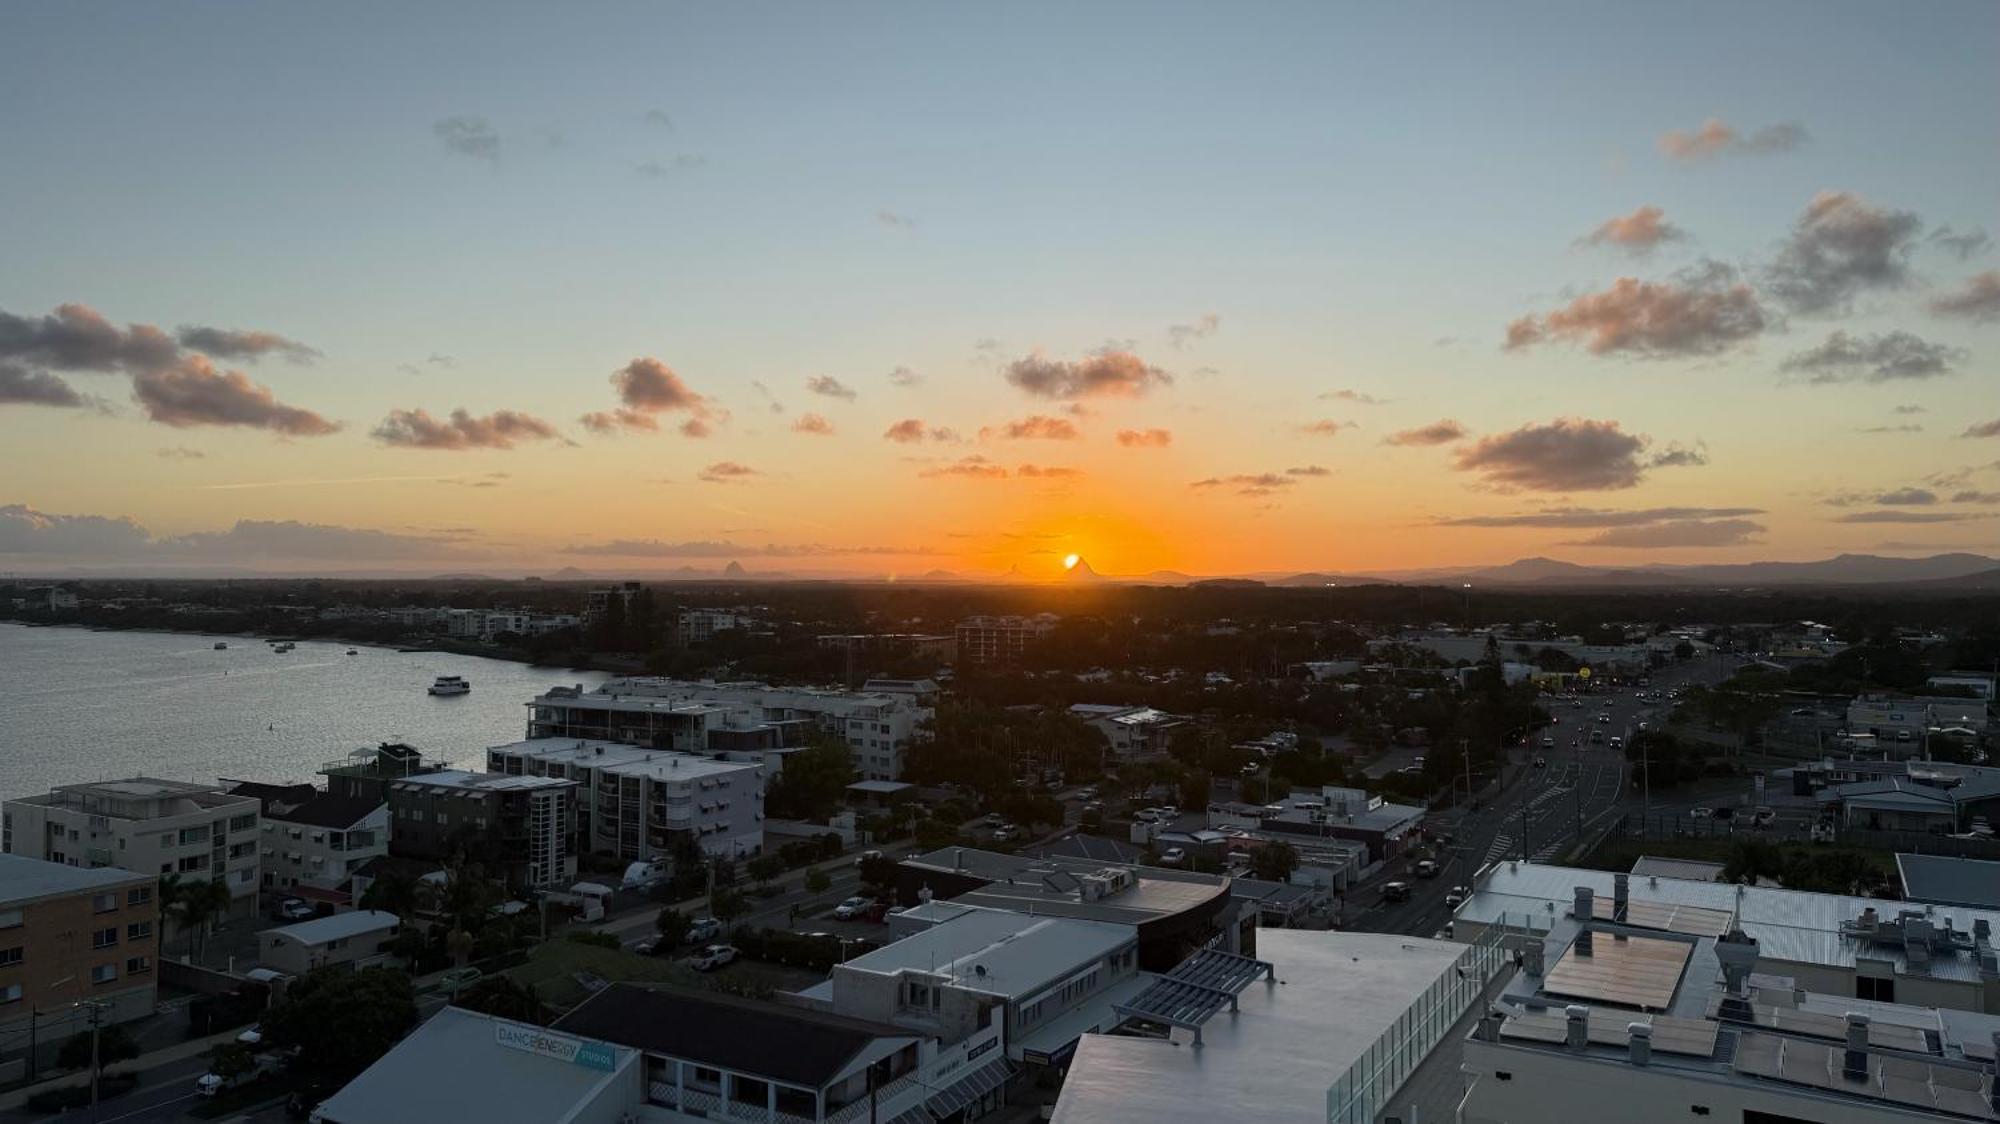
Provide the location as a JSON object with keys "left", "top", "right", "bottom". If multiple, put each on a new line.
{"left": 214, "top": 642, "right": 228, "bottom": 650}
{"left": 346, "top": 649, "right": 359, "bottom": 656}
{"left": 428, "top": 675, "right": 471, "bottom": 696}
{"left": 274, "top": 642, "right": 295, "bottom": 653}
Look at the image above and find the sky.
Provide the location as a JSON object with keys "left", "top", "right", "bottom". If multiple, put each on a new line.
{"left": 3, "top": 1, "right": 1998, "bottom": 578}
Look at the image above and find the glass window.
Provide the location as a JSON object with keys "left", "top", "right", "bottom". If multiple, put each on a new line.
{"left": 92, "top": 927, "right": 118, "bottom": 949}
{"left": 91, "top": 892, "right": 118, "bottom": 913}
{"left": 91, "top": 963, "right": 116, "bottom": 984}
{"left": 0, "top": 909, "right": 20, "bottom": 930}
{"left": 0, "top": 983, "right": 20, "bottom": 1004}
{"left": 0, "top": 947, "right": 22, "bottom": 967}
{"left": 126, "top": 956, "right": 152, "bottom": 975}
{"left": 126, "top": 886, "right": 152, "bottom": 906}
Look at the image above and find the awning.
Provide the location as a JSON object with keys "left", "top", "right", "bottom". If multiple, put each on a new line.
{"left": 925, "top": 1058, "right": 1014, "bottom": 1119}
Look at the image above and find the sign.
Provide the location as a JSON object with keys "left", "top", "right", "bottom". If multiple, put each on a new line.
{"left": 494, "top": 1023, "right": 617, "bottom": 1071}
{"left": 1577, "top": 667, "right": 1592, "bottom": 680}
{"left": 966, "top": 1035, "right": 999, "bottom": 1062}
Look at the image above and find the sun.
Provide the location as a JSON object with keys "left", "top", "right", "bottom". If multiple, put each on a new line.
{"left": 1063, "top": 553, "right": 1081, "bottom": 570}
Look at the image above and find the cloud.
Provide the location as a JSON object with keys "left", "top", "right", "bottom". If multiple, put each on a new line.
{"left": 1386, "top": 419, "right": 1468, "bottom": 446}
{"left": 1876, "top": 488, "right": 1939, "bottom": 506}
{"left": 1952, "top": 491, "right": 2000, "bottom": 505}
{"left": 134, "top": 357, "right": 339, "bottom": 434}
{"left": 1168, "top": 313, "right": 1221, "bottom": 349}
{"left": 1005, "top": 349, "right": 1172, "bottom": 399}
{"left": 1895, "top": 404, "right": 1926, "bottom": 415}
{"left": 1764, "top": 191, "right": 1923, "bottom": 315}
{"left": 583, "top": 357, "right": 719, "bottom": 434}
{"left": 0, "top": 504, "right": 467, "bottom": 564}
{"left": 372, "top": 407, "right": 559, "bottom": 450}
{"left": 749, "top": 380, "right": 785, "bottom": 414}
{"left": 1657, "top": 118, "right": 1808, "bottom": 162}
{"left": 173, "top": 326, "right": 320, "bottom": 364}
{"left": 0, "top": 504, "right": 153, "bottom": 556}
{"left": 634, "top": 155, "right": 706, "bottom": 177}
{"left": 1320, "top": 389, "right": 1386, "bottom": 405}
{"left": 805, "top": 374, "right": 858, "bottom": 401}
{"left": 1286, "top": 465, "right": 1330, "bottom": 477}
{"left": 1190, "top": 472, "right": 1300, "bottom": 497}
{"left": 0, "top": 362, "right": 90, "bottom": 408}
{"left": 1298, "top": 420, "right": 1347, "bottom": 437}
{"left": 1565, "top": 518, "right": 1765, "bottom": 548}
{"left": 888, "top": 366, "right": 923, "bottom": 387}
{"left": 1779, "top": 330, "right": 1963, "bottom": 384}
{"left": 1452, "top": 417, "right": 1697, "bottom": 492}
{"left": 883, "top": 418, "right": 959, "bottom": 444}
{"left": 697, "top": 461, "right": 760, "bottom": 483}
{"left": 643, "top": 108, "right": 674, "bottom": 130}
{"left": 433, "top": 116, "right": 500, "bottom": 161}
{"left": 1116, "top": 428, "right": 1173, "bottom": 448}
{"left": 1857, "top": 425, "right": 1924, "bottom": 434}
{"left": 984, "top": 415, "right": 1080, "bottom": 441}
{"left": 1580, "top": 205, "right": 1685, "bottom": 254}
{"left": 400, "top": 352, "right": 456, "bottom": 375}
{"left": 561, "top": 539, "right": 936, "bottom": 558}
{"left": 155, "top": 447, "right": 206, "bottom": 460}
{"left": 1833, "top": 510, "right": 1985, "bottom": 524}
{"left": 973, "top": 337, "right": 1002, "bottom": 354}
{"left": 1647, "top": 442, "right": 1709, "bottom": 468}
{"left": 1505, "top": 262, "right": 1765, "bottom": 357}
{"left": 1963, "top": 420, "right": 2000, "bottom": 439}
{"left": 792, "top": 412, "right": 835, "bottom": 436}
{"left": 1929, "top": 271, "right": 2000, "bottom": 323}
{"left": 1438, "top": 505, "right": 1763, "bottom": 528}
{"left": 1016, "top": 464, "right": 1083, "bottom": 479}
{"left": 920, "top": 456, "right": 1009, "bottom": 479}
{"left": 1929, "top": 227, "right": 1991, "bottom": 261}
{"left": 875, "top": 211, "right": 915, "bottom": 228}
{"left": 0, "top": 302, "right": 182, "bottom": 374}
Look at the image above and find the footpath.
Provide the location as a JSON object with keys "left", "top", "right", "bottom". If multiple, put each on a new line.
{"left": 0, "top": 1026, "right": 242, "bottom": 1113}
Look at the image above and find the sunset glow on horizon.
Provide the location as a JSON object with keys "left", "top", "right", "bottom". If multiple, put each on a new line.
{"left": 4, "top": 4, "right": 1998, "bottom": 578}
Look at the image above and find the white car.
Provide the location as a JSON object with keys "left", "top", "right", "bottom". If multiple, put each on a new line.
{"left": 1689, "top": 806, "right": 1714, "bottom": 819}
{"left": 1160, "top": 847, "right": 1187, "bottom": 865}
{"left": 832, "top": 896, "right": 876, "bottom": 921}
{"left": 236, "top": 1025, "right": 264, "bottom": 1047}
{"left": 687, "top": 917, "right": 722, "bottom": 943}
{"left": 1445, "top": 886, "right": 1469, "bottom": 908}
{"left": 690, "top": 944, "right": 737, "bottom": 972}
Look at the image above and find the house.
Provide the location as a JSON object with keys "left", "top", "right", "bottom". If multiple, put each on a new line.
{"left": 258, "top": 909, "right": 400, "bottom": 975}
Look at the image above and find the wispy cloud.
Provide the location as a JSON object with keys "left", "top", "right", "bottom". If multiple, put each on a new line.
{"left": 1579, "top": 205, "right": 1685, "bottom": 255}
{"left": 1386, "top": 419, "right": 1468, "bottom": 447}
{"left": 433, "top": 116, "right": 500, "bottom": 161}
{"left": 1930, "top": 271, "right": 2000, "bottom": 323}
{"left": 1116, "top": 428, "right": 1173, "bottom": 447}
{"left": 805, "top": 375, "right": 858, "bottom": 401}
{"left": 697, "top": 461, "right": 761, "bottom": 484}
{"left": 1657, "top": 118, "right": 1807, "bottom": 163}
{"left": 373, "top": 408, "right": 558, "bottom": 451}
{"left": 1167, "top": 312, "right": 1220, "bottom": 349}
{"left": 1506, "top": 261, "right": 1765, "bottom": 357}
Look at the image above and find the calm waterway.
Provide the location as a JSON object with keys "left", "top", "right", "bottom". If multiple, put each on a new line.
{"left": 0, "top": 623, "right": 607, "bottom": 797}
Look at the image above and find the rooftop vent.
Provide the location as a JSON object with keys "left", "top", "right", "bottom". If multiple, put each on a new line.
{"left": 1627, "top": 1022, "right": 1652, "bottom": 1066}
{"left": 1842, "top": 1013, "right": 1870, "bottom": 1083}
{"left": 1565, "top": 1005, "right": 1589, "bottom": 1049}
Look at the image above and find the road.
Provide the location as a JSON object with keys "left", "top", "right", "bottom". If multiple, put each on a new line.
{"left": 1345, "top": 654, "right": 1747, "bottom": 937}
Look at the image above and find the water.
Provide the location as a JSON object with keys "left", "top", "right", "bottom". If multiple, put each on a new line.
{"left": 0, "top": 623, "right": 607, "bottom": 796}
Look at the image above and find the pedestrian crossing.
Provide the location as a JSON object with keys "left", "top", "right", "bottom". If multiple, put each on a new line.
{"left": 1483, "top": 834, "right": 1514, "bottom": 863}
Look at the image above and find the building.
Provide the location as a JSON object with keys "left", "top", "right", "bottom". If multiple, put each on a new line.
{"left": 311, "top": 1007, "right": 642, "bottom": 1124}
{"left": 2, "top": 778, "right": 261, "bottom": 917}
{"left": 0, "top": 855, "right": 160, "bottom": 1035}
{"left": 255, "top": 793, "right": 389, "bottom": 903}
{"left": 815, "top": 633, "right": 958, "bottom": 665}
{"left": 1219, "top": 784, "right": 1427, "bottom": 862}
{"left": 583, "top": 581, "right": 643, "bottom": 624}
{"left": 954, "top": 614, "right": 1057, "bottom": 667}
{"left": 1051, "top": 930, "right": 1505, "bottom": 1124}
{"left": 528, "top": 677, "right": 934, "bottom": 782}
{"left": 485, "top": 738, "right": 765, "bottom": 863}
{"left": 677, "top": 608, "right": 755, "bottom": 645}
{"left": 1455, "top": 876, "right": 2000, "bottom": 1124}
{"left": 320, "top": 743, "right": 448, "bottom": 804}
{"left": 1067, "top": 705, "right": 1186, "bottom": 761}
{"left": 1895, "top": 854, "right": 2000, "bottom": 911}
{"left": 891, "top": 847, "right": 1246, "bottom": 972}
{"left": 258, "top": 909, "right": 400, "bottom": 975}
{"left": 381, "top": 770, "right": 577, "bottom": 890}
{"left": 1931, "top": 674, "right": 2000, "bottom": 701}
{"left": 1847, "top": 694, "right": 1992, "bottom": 747}
{"left": 1452, "top": 862, "right": 2000, "bottom": 1015}
{"left": 1813, "top": 765, "right": 2000, "bottom": 834}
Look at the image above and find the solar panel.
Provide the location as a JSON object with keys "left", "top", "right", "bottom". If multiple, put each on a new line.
{"left": 1498, "top": 1008, "right": 1718, "bottom": 1058}
{"left": 1622, "top": 898, "right": 1734, "bottom": 938}
{"left": 1543, "top": 933, "right": 1692, "bottom": 1011}
{"left": 1733, "top": 1030, "right": 2000, "bottom": 1118}
{"left": 1707, "top": 999, "right": 1935, "bottom": 1054}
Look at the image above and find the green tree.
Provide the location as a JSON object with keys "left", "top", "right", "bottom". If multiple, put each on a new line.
{"left": 359, "top": 870, "right": 424, "bottom": 917}
{"left": 1250, "top": 840, "right": 1301, "bottom": 883}
{"left": 206, "top": 1042, "right": 256, "bottom": 1082}
{"left": 803, "top": 867, "right": 832, "bottom": 895}
{"left": 456, "top": 975, "right": 549, "bottom": 1024}
{"left": 1722, "top": 838, "right": 1786, "bottom": 886}
{"left": 747, "top": 854, "right": 785, "bottom": 887}
{"left": 765, "top": 735, "right": 856, "bottom": 821}
{"left": 173, "top": 878, "right": 232, "bottom": 962}
{"left": 709, "top": 887, "right": 748, "bottom": 926}
{"left": 655, "top": 907, "right": 692, "bottom": 948}
{"left": 263, "top": 967, "right": 418, "bottom": 1081}
{"left": 1177, "top": 768, "right": 1212, "bottom": 812}
{"left": 58, "top": 1024, "right": 138, "bottom": 1071}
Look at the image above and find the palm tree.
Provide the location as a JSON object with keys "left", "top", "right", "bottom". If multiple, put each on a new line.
{"left": 359, "top": 870, "right": 422, "bottom": 918}
{"left": 156, "top": 873, "right": 185, "bottom": 952}
{"left": 174, "top": 878, "right": 233, "bottom": 964}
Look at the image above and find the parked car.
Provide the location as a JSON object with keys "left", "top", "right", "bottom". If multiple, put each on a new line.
{"left": 690, "top": 944, "right": 738, "bottom": 972}
{"left": 236, "top": 1025, "right": 265, "bottom": 1047}
{"left": 1075, "top": 786, "right": 1099, "bottom": 800}
{"left": 1689, "top": 806, "right": 1714, "bottom": 819}
{"left": 1444, "top": 886, "right": 1469, "bottom": 908}
{"left": 853, "top": 849, "right": 883, "bottom": 867}
{"left": 687, "top": 917, "right": 722, "bottom": 943}
{"left": 1533, "top": 757, "right": 1546, "bottom": 769}
{"left": 990, "top": 824, "right": 1020, "bottom": 843}
{"left": 1752, "top": 808, "right": 1777, "bottom": 828}
{"left": 1160, "top": 847, "right": 1187, "bottom": 866}
{"left": 1382, "top": 881, "right": 1412, "bottom": 902}
{"left": 1541, "top": 736, "right": 1556, "bottom": 748}
{"left": 198, "top": 1055, "right": 279, "bottom": 1096}
{"left": 277, "top": 898, "right": 315, "bottom": 922}
{"left": 832, "top": 896, "right": 876, "bottom": 921}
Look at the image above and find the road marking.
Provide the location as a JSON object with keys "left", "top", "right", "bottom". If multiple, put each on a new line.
{"left": 98, "top": 1091, "right": 201, "bottom": 1124}
{"left": 1483, "top": 835, "right": 1514, "bottom": 863}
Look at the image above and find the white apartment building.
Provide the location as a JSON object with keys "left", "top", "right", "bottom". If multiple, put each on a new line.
{"left": 677, "top": 608, "right": 754, "bottom": 645}
{"left": 258, "top": 794, "right": 389, "bottom": 899}
{"left": 528, "top": 678, "right": 933, "bottom": 782}
{"left": 1068, "top": 704, "right": 1186, "bottom": 760}
{"left": 2, "top": 779, "right": 261, "bottom": 917}
{"left": 485, "top": 738, "right": 765, "bottom": 862}
{"left": 955, "top": 614, "right": 1058, "bottom": 667}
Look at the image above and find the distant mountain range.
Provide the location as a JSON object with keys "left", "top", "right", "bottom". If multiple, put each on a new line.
{"left": 1255, "top": 552, "right": 2000, "bottom": 589}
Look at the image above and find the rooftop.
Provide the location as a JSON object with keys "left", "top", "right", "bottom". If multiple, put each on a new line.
{"left": 838, "top": 904, "right": 1134, "bottom": 998}
{"left": 488, "top": 737, "right": 760, "bottom": 781}
{"left": 262, "top": 909, "right": 399, "bottom": 945}
{"left": 1052, "top": 931, "right": 1471, "bottom": 1124}
{"left": 268, "top": 793, "right": 384, "bottom": 830}
{"left": 311, "top": 1007, "right": 635, "bottom": 1124}
{"left": 0, "top": 854, "right": 149, "bottom": 904}
{"left": 392, "top": 770, "right": 574, "bottom": 794}
{"left": 1897, "top": 853, "right": 2000, "bottom": 911}
{"left": 904, "top": 846, "right": 1232, "bottom": 927}
{"left": 554, "top": 983, "right": 916, "bottom": 1088}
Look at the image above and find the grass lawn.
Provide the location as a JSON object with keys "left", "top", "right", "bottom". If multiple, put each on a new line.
{"left": 505, "top": 940, "right": 825, "bottom": 1012}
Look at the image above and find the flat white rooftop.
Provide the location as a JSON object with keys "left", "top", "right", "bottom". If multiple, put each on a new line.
{"left": 394, "top": 770, "right": 573, "bottom": 794}
{"left": 838, "top": 904, "right": 1132, "bottom": 998}
{"left": 1052, "top": 931, "right": 1468, "bottom": 1124}
{"left": 489, "top": 738, "right": 759, "bottom": 781}
{"left": 262, "top": 909, "right": 399, "bottom": 945}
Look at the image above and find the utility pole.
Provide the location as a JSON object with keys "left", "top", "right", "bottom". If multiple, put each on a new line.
{"left": 1520, "top": 802, "right": 1530, "bottom": 862}
{"left": 1575, "top": 740, "right": 1584, "bottom": 847}
{"left": 86, "top": 1000, "right": 103, "bottom": 1121}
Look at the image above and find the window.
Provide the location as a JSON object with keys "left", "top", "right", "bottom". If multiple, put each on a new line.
{"left": 177, "top": 855, "right": 207, "bottom": 873}
{"left": 229, "top": 814, "right": 256, "bottom": 832}
{"left": 0, "top": 909, "right": 20, "bottom": 930}
{"left": 92, "top": 927, "right": 119, "bottom": 949}
{"left": 178, "top": 826, "right": 210, "bottom": 846}
{"left": 0, "top": 947, "right": 22, "bottom": 967}
{"left": 127, "top": 886, "right": 152, "bottom": 906}
{"left": 0, "top": 984, "right": 20, "bottom": 1004}
{"left": 92, "top": 892, "right": 118, "bottom": 913}
{"left": 127, "top": 921, "right": 153, "bottom": 941}
{"left": 1857, "top": 976, "right": 1896, "bottom": 1003}
{"left": 125, "top": 956, "right": 152, "bottom": 975}
{"left": 91, "top": 963, "right": 116, "bottom": 985}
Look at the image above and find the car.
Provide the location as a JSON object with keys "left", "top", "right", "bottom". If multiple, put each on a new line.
{"left": 687, "top": 917, "right": 722, "bottom": 943}
{"left": 1158, "top": 805, "right": 1181, "bottom": 820}
{"left": 1240, "top": 762, "right": 1261, "bottom": 777}
{"left": 1134, "top": 807, "right": 1164, "bottom": 823}
{"left": 1160, "top": 847, "right": 1187, "bottom": 865}
{"left": 1596, "top": 714, "right": 1611, "bottom": 724}
{"left": 1689, "top": 806, "right": 1714, "bottom": 819}
{"left": 632, "top": 936, "right": 662, "bottom": 956}
{"left": 1444, "top": 886, "right": 1470, "bottom": 908}
{"left": 1083, "top": 800, "right": 1105, "bottom": 813}
{"left": 1571, "top": 700, "right": 1583, "bottom": 709}
{"left": 1076, "top": 786, "right": 1099, "bottom": 800}
{"left": 832, "top": 896, "right": 876, "bottom": 920}
{"left": 236, "top": 1025, "right": 265, "bottom": 1047}
{"left": 1414, "top": 859, "right": 1439, "bottom": 878}
{"left": 1752, "top": 808, "right": 1777, "bottom": 828}
{"left": 1533, "top": 756, "right": 1546, "bottom": 769}
{"left": 690, "top": 944, "right": 738, "bottom": 972}
{"left": 1412, "top": 757, "right": 1426, "bottom": 769}
{"left": 853, "top": 849, "right": 883, "bottom": 867}
{"left": 1789, "top": 707, "right": 1814, "bottom": 717}
{"left": 1608, "top": 736, "right": 1623, "bottom": 748}
{"left": 277, "top": 898, "right": 315, "bottom": 922}
{"left": 991, "top": 824, "right": 1020, "bottom": 842}
{"left": 1382, "top": 881, "right": 1412, "bottom": 902}
{"left": 1541, "top": 736, "right": 1555, "bottom": 748}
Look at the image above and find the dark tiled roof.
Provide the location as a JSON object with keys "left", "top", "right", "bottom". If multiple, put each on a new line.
{"left": 225, "top": 780, "right": 319, "bottom": 811}
{"left": 272, "top": 793, "right": 384, "bottom": 829}
{"left": 553, "top": 984, "right": 912, "bottom": 1087}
